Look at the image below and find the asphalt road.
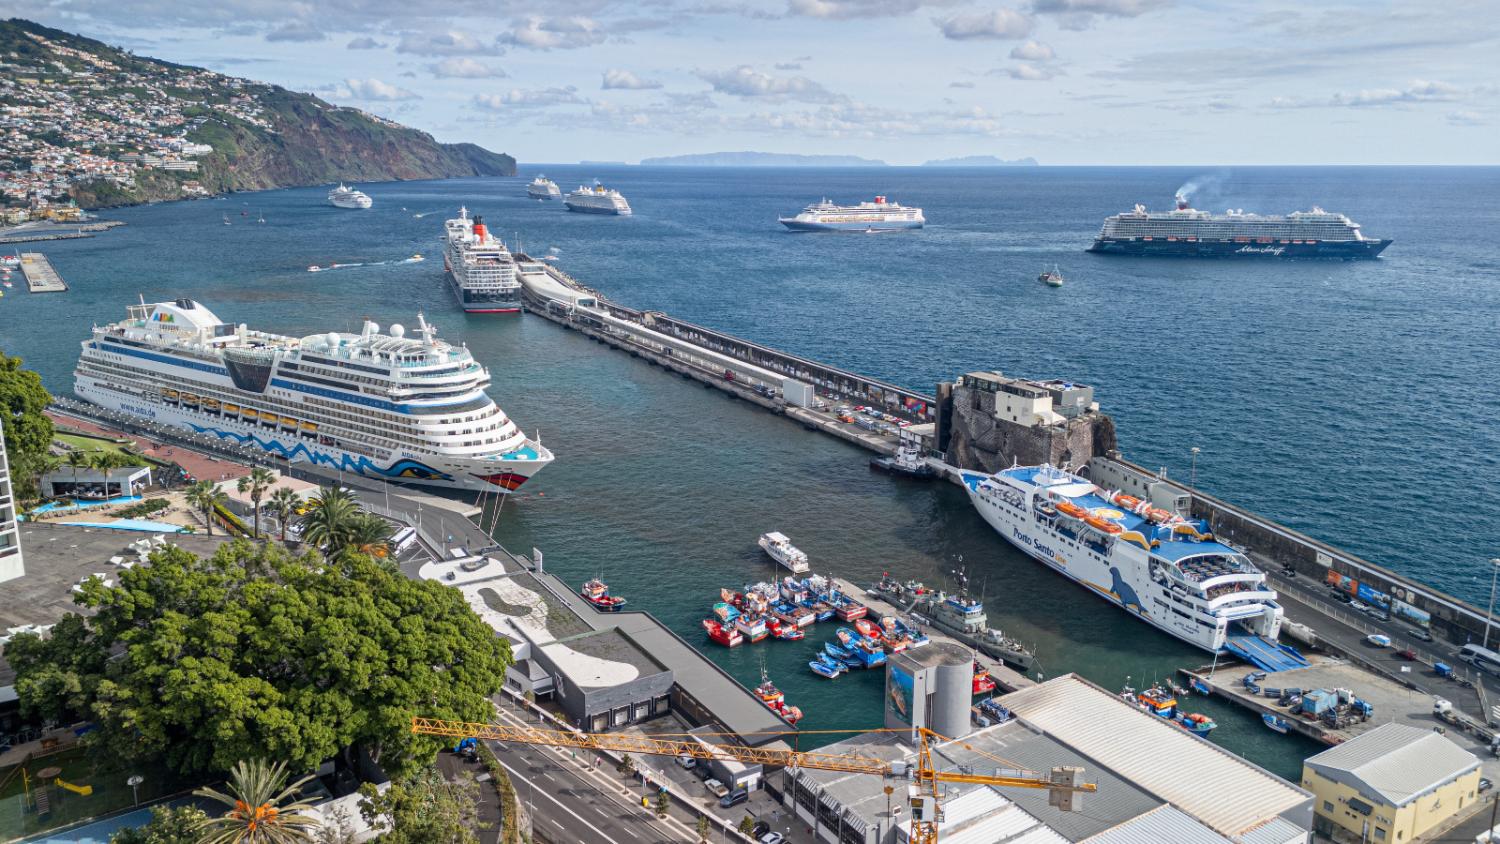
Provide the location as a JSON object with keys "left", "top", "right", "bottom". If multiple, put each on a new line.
{"left": 493, "top": 740, "right": 688, "bottom": 844}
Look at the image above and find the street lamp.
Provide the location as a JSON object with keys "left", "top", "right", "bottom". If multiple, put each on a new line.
{"left": 1190, "top": 447, "right": 1201, "bottom": 489}
{"left": 127, "top": 774, "right": 143, "bottom": 807}
{"left": 1485, "top": 559, "right": 1500, "bottom": 651}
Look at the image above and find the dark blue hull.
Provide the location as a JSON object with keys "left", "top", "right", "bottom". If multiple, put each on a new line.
{"left": 1088, "top": 237, "right": 1391, "bottom": 260}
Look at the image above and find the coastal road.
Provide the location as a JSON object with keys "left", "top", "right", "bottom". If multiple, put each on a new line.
{"left": 493, "top": 741, "right": 686, "bottom": 844}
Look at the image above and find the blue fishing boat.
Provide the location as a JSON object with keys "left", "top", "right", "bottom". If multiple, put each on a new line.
{"left": 1262, "top": 713, "right": 1290, "bottom": 734}
{"left": 809, "top": 655, "right": 845, "bottom": 679}
{"left": 1177, "top": 712, "right": 1217, "bottom": 737}
{"left": 824, "top": 641, "right": 855, "bottom": 660}
{"left": 1190, "top": 677, "right": 1211, "bottom": 696}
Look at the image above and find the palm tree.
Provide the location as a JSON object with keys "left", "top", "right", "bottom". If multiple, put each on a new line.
{"left": 187, "top": 480, "right": 229, "bottom": 537}
{"left": 342, "top": 515, "right": 393, "bottom": 560}
{"left": 65, "top": 450, "right": 90, "bottom": 496}
{"left": 192, "top": 759, "right": 321, "bottom": 844}
{"left": 298, "top": 486, "right": 360, "bottom": 554}
{"left": 237, "top": 467, "right": 277, "bottom": 540}
{"left": 266, "top": 487, "right": 302, "bottom": 543}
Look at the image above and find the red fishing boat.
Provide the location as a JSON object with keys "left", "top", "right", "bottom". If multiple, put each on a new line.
{"left": 702, "top": 618, "right": 744, "bottom": 647}
{"left": 580, "top": 578, "right": 626, "bottom": 612}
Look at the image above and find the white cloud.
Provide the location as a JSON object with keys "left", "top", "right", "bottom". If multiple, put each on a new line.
{"left": 775, "top": 62, "right": 803, "bottom": 71}
{"left": 787, "top": 0, "right": 953, "bottom": 19}
{"left": 934, "top": 9, "right": 1033, "bottom": 40}
{"left": 602, "top": 69, "right": 663, "bottom": 90}
{"left": 1009, "top": 40, "right": 1054, "bottom": 61}
{"left": 1030, "top": 0, "right": 1169, "bottom": 17}
{"left": 343, "top": 78, "right": 421, "bottom": 101}
{"left": 265, "top": 22, "right": 325, "bottom": 42}
{"left": 395, "top": 30, "right": 500, "bottom": 56}
{"left": 1003, "top": 62, "right": 1055, "bottom": 80}
{"left": 346, "top": 36, "right": 386, "bottom": 50}
{"left": 1447, "top": 110, "right": 1485, "bottom": 125}
{"left": 429, "top": 58, "right": 508, "bottom": 79}
{"left": 697, "top": 66, "right": 843, "bottom": 103}
{"left": 1269, "top": 80, "right": 1463, "bottom": 109}
{"left": 728, "top": 101, "right": 1021, "bottom": 139}
{"left": 472, "top": 86, "right": 585, "bottom": 109}
{"left": 949, "top": 81, "right": 976, "bottom": 88}
{"left": 502, "top": 16, "right": 608, "bottom": 50}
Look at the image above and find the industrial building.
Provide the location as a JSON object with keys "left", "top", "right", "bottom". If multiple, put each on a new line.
{"left": 781, "top": 674, "right": 1313, "bottom": 844}
{"left": 1302, "top": 723, "right": 1482, "bottom": 843}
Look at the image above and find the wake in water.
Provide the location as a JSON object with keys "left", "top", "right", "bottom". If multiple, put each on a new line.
{"left": 307, "top": 254, "right": 425, "bottom": 272}
{"left": 410, "top": 207, "right": 447, "bottom": 219}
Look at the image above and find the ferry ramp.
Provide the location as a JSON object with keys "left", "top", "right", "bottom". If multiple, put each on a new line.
{"left": 1225, "top": 629, "right": 1310, "bottom": 673}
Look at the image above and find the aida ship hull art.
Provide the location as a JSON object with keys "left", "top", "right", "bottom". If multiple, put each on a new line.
{"left": 74, "top": 299, "right": 552, "bottom": 493}
{"left": 1087, "top": 196, "right": 1391, "bottom": 259}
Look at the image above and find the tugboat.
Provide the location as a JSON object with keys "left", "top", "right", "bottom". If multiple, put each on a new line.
{"left": 758, "top": 532, "right": 810, "bottom": 573}
{"left": 580, "top": 578, "right": 627, "bottom": 612}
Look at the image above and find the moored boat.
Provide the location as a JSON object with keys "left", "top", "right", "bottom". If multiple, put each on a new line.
{"left": 758, "top": 532, "right": 810, "bottom": 573}
{"left": 1262, "top": 713, "right": 1290, "bottom": 734}
{"left": 702, "top": 618, "right": 744, "bottom": 647}
{"left": 973, "top": 661, "right": 997, "bottom": 695}
{"left": 581, "top": 578, "right": 626, "bottom": 612}
{"left": 1178, "top": 712, "right": 1217, "bottom": 737}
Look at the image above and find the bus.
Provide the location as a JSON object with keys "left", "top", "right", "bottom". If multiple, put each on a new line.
{"left": 390, "top": 526, "right": 418, "bottom": 554}
{"left": 1458, "top": 643, "right": 1500, "bottom": 676}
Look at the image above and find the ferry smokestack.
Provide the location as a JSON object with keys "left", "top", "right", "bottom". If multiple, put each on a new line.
{"left": 1175, "top": 195, "right": 1190, "bottom": 211}
{"left": 472, "top": 215, "right": 487, "bottom": 242}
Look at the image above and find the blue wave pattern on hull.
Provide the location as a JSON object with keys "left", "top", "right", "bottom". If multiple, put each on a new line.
{"left": 186, "top": 423, "right": 452, "bottom": 481}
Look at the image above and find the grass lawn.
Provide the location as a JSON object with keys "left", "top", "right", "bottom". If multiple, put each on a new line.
{"left": 0, "top": 744, "right": 189, "bottom": 840}
{"left": 54, "top": 433, "right": 137, "bottom": 460}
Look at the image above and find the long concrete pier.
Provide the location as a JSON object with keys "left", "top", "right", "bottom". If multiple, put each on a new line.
{"left": 19, "top": 252, "right": 67, "bottom": 293}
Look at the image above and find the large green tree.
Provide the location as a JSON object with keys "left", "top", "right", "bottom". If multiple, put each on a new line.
{"left": 8, "top": 540, "right": 511, "bottom": 779}
{"left": 0, "top": 354, "right": 54, "bottom": 499}
{"left": 358, "top": 767, "right": 484, "bottom": 844}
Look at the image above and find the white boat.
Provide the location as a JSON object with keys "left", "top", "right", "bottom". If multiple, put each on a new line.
{"left": 1039, "top": 266, "right": 1064, "bottom": 287}
{"left": 328, "top": 184, "right": 373, "bottom": 209}
{"left": 442, "top": 207, "right": 521, "bottom": 314}
{"left": 73, "top": 299, "right": 553, "bottom": 493}
{"left": 527, "top": 176, "right": 562, "bottom": 200}
{"left": 564, "top": 182, "right": 632, "bottom": 215}
{"left": 961, "top": 463, "right": 1309, "bottom": 671}
{"left": 758, "top": 532, "right": 809, "bottom": 574}
{"left": 779, "top": 196, "right": 924, "bottom": 231}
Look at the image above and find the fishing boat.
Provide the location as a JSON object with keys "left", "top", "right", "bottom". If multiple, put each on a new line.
{"left": 973, "top": 661, "right": 997, "bottom": 695}
{"left": 773, "top": 623, "right": 805, "bottom": 641}
{"left": 1039, "top": 265, "right": 1064, "bottom": 287}
{"left": 1135, "top": 685, "right": 1178, "bottom": 718}
{"left": 1262, "top": 713, "right": 1290, "bottom": 734}
{"left": 854, "top": 618, "right": 882, "bottom": 641}
{"left": 754, "top": 673, "right": 785, "bottom": 707}
{"left": 702, "top": 618, "right": 744, "bottom": 647}
{"left": 1177, "top": 712, "right": 1217, "bottom": 737}
{"left": 735, "top": 612, "right": 770, "bottom": 643}
{"left": 1190, "top": 677, "right": 1212, "bottom": 696}
{"left": 809, "top": 654, "right": 845, "bottom": 679}
{"left": 580, "top": 578, "right": 627, "bottom": 612}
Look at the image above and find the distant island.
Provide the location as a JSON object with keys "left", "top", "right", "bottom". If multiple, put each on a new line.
{"left": 922, "top": 155, "right": 1039, "bottom": 167}
{"left": 0, "top": 18, "right": 516, "bottom": 210}
{"left": 641, "top": 151, "right": 888, "bottom": 167}
{"left": 578, "top": 160, "right": 628, "bottom": 166}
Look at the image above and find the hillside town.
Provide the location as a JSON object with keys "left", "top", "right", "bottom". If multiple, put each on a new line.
{"left": 0, "top": 25, "right": 272, "bottom": 219}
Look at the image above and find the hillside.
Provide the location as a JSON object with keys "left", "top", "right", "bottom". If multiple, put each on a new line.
{"left": 640, "top": 151, "right": 887, "bottom": 167}
{"left": 0, "top": 19, "right": 515, "bottom": 209}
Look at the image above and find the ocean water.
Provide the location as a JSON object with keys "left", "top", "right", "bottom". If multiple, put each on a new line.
{"left": 5, "top": 166, "right": 1498, "bottom": 779}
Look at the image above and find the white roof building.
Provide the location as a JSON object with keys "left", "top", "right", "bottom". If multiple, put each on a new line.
{"left": 1303, "top": 723, "right": 1480, "bottom": 808}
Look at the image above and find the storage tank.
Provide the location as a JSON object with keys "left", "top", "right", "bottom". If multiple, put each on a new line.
{"left": 884, "top": 641, "right": 973, "bottom": 740}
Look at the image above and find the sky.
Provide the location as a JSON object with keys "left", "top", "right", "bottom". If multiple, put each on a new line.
{"left": 7, "top": 0, "right": 1497, "bottom": 165}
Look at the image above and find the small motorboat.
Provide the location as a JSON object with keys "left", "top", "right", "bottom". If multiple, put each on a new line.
{"left": 854, "top": 618, "right": 882, "bottom": 640}
{"left": 1177, "top": 711, "right": 1217, "bottom": 737}
{"left": 824, "top": 641, "right": 855, "bottom": 661}
{"left": 1190, "top": 677, "right": 1212, "bottom": 696}
{"left": 308, "top": 265, "right": 322, "bottom": 272}
{"left": 774, "top": 625, "right": 805, "bottom": 641}
{"left": 409, "top": 253, "right": 424, "bottom": 262}
{"left": 1039, "top": 265, "right": 1064, "bottom": 287}
{"left": 809, "top": 655, "right": 845, "bottom": 679}
{"left": 580, "top": 578, "right": 627, "bottom": 612}
{"left": 1263, "top": 713, "right": 1290, "bottom": 734}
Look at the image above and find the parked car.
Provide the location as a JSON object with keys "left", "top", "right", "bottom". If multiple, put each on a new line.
{"left": 704, "top": 778, "right": 729, "bottom": 798}
{"left": 1407, "top": 627, "right": 1434, "bottom": 643}
{"left": 760, "top": 834, "right": 785, "bottom": 844}
{"left": 720, "top": 788, "right": 749, "bottom": 809}
{"left": 751, "top": 821, "right": 771, "bottom": 838}
{"left": 1482, "top": 777, "right": 1494, "bottom": 793}
{"left": 676, "top": 755, "right": 696, "bottom": 770}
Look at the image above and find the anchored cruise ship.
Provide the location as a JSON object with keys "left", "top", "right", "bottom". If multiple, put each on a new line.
{"left": 443, "top": 208, "right": 522, "bottom": 313}
{"left": 1087, "top": 196, "right": 1390, "bottom": 259}
{"left": 527, "top": 176, "right": 562, "bottom": 199}
{"left": 779, "top": 196, "right": 925, "bottom": 231}
{"left": 564, "top": 182, "right": 632, "bottom": 215}
{"left": 327, "top": 184, "right": 373, "bottom": 209}
{"left": 962, "top": 464, "right": 1309, "bottom": 671}
{"left": 74, "top": 299, "right": 553, "bottom": 493}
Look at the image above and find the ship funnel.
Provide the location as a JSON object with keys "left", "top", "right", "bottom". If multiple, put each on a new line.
{"left": 472, "top": 215, "right": 487, "bottom": 243}
{"left": 1175, "top": 195, "right": 1190, "bottom": 211}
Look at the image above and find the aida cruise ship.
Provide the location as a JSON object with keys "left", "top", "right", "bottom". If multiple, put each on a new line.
{"left": 962, "top": 464, "right": 1308, "bottom": 670}
{"left": 74, "top": 299, "right": 553, "bottom": 492}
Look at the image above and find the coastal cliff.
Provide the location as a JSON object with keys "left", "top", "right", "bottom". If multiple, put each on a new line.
{"left": 1, "top": 19, "right": 516, "bottom": 210}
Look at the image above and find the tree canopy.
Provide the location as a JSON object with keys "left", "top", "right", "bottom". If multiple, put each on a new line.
{"left": 0, "top": 353, "right": 54, "bottom": 498}
{"left": 9, "top": 540, "right": 511, "bottom": 779}
{"left": 358, "top": 767, "right": 484, "bottom": 844}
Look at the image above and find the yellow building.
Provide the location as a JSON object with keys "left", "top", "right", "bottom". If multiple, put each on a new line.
{"left": 1302, "top": 723, "right": 1482, "bottom": 843}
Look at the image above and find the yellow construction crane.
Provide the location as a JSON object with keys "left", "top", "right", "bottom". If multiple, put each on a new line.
{"left": 411, "top": 717, "right": 1096, "bottom": 844}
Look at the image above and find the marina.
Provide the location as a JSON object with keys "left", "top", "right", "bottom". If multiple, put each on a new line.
{"left": 18, "top": 252, "right": 68, "bottom": 293}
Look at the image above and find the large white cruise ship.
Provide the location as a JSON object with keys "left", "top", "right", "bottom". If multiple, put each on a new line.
{"left": 74, "top": 299, "right": 553, "bottom": 493}
{"left": 327, "top": 184, "right": 373, "bottom": 209}
{"left": 961, "top": 464, "right": 1309, "bottom": 671}
{"left": 526, "top": 176, "right": 562, "bottom": 199}
{"left": 443, "top": 208, "right": 521, "bottom": 313}
{"left": 564, "top": 182, "right": 632, "bottom": 215}
{"left": 778, "top": 196, "right": 924, "bottom": 231}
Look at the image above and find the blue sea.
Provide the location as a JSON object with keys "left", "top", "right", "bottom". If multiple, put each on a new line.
{"left": 4, "top": 165, "right": 1497, "bottom": 778}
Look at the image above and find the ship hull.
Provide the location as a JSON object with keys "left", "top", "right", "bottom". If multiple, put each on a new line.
{"left": 564, "top": 201, "right": 630, "bottom": 215}
{"left": 527, "top": 189, "right": 560, "bottom": 200}
{"left": 780, "top": 219, "right": 923, "bottom": 232}
{"left": 445, "top": 256, "right": 521, "bottom": 314}
{"left": 1087, "top": 237, "right": 1391, "bottom": 259}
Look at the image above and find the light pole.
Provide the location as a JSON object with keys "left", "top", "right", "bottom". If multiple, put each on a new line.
{"left": 1485, "top": 558, "right": 1500, "bottom": 651}
{"left": 127, "top": 774, "right": 143, "bottom": 807}
{"left": 1190, "top": 447, "right": 1201, "bottom": 489}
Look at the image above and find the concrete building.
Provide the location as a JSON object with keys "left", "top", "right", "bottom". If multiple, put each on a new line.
{"left": 40, "top": 464, "right": 151, "bottom": 499}
{"left": 883, "top": 642, "right": 973, "bottom": 739}
{"left": 955, "top": 371, "right": 1095, "bottom": 428}
{"left": 783, "top": 674, "right": 1313, "bottom": 844}
{"left": 938, "top": 371, "right": 1115, "bottom": 475}
{"left": 534, "top": 627, "right": 674, "bottom": 732}
{"left": 1302, "top": 723, "right": 1482, "bottom": 843}
{"left": 0, "top": 419, "right": 23, "bottom": 583}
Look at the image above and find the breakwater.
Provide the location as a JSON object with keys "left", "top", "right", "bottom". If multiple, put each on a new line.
{"left": 19, "top": 253, "right": 67, "bottom": 293}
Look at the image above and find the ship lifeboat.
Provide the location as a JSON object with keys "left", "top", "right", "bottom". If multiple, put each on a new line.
{"left": 223, "top": 403, "right": 240, "bottom": 415}
{"left": 1055, "top": 500, "right": 1088, "bottom": 519}
{"left": 702, "top": 618, "right": 743, "bottom": 647}
{"left": 280, "top": 416, "right": 297, "bottom": 427}
{"left": 242, "top": 409, "right": 258, "bottom": 419}
{"left": 202, "top": 398, "right": 221, "bottom": 411}
{"left": 180, "top": 393, "right": 199, "bottom": 405}
{"left": 1144, "top": 507, "right": 1174, "bottom": 524}
{"left": 300, "top": 420, "right": 318, "bottom": 433}
{"left": 780, "top": 705, "right": 803, "bottom": 724}
{"left": 1084, "top": 515, "right": 1122, "bottom": 534}
{"left": 1109, "top": 491, "right": 1142, "bottom": 510}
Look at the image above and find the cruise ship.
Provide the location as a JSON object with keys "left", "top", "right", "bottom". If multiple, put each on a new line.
{"left": 961, "top": 464, "right": 1309, "bottom": 671}
{"left": 527, "top": 176, "right": 562, "bottom": 200}
{"left": 778, "top": 196, "right": 924, "bottom": 231}
{"left": 564, "top": 182, "right": 632, "bottom": 215}
{"left": 1087, "top": 197, "right": 1391, "bottom": 259}
{"left": 73, "top": 299, "right": 553, "bottom": 493}
{"left": 327, "top": 184, "right": 373, "bottom": 209}
{"left": 442, "top": 207, "right": 522, "bottom": 313}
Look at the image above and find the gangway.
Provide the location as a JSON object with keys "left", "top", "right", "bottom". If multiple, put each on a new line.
{"left": 1225, "top": 631, "right": 1309, "bottom": 673}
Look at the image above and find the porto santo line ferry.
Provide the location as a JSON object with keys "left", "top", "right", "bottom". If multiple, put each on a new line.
{"left": 962, "top": 464, "right": 1308, "bottom": 671}
{"left": 74, "top": 299, "right": 553, "bottom": 493}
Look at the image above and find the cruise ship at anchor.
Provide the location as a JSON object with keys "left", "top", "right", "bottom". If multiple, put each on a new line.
{"left": 73, "top": 299, "right": 553, "bottom": 493}
{"left": 327, "top": 184, "right": 373, "bottom": 209}
{"left": 564, "top": 182, "right": 632, "bottom": 215}
{"left": 527, "top": 176, "right": 562, "bottom": 199}
{"left": 443, "top": 207, "right": 522, "bottom": 313}
{"left": 961, "top": 464, "right": 1309, "bottom": 671}
{"left": 779, "top": 196, "right": 924, "bottom": 231}
{"left": 1087, "top": 196, "right": 1391, "bottom": 259}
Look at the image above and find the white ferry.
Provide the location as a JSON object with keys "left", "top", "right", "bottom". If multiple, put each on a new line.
{"left": 564, "top": 182, "right": 632, "bottom": 215}
{"left": 527, "top": 176, "right": 562, "bottom": 200}
{"left": 327, "top": 184, "right": 373, "bottom": 209}
{"left": 961, "top": 464, "right": 1308, "bottom": 671}
{"left": 758, "top": 531, "right": 810, "bottom": 574}
{"left": 778, "top": 196, "right": 924, "bottom": 231}
{"left": 442, "top": 207, "right": 521, "bottom": 313}
{"left": 74, "top": 299, "right": 553, "bottom": 493}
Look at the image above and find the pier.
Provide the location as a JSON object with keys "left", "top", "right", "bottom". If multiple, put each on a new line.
{"left": 0, "top": 219, "right": 122, "bottom": 245}
{"left": 19, "top": 252, "right": 68, "bottom": 293}
{"left": 829, "top": 575, "right": 1036, "bottom": 693}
